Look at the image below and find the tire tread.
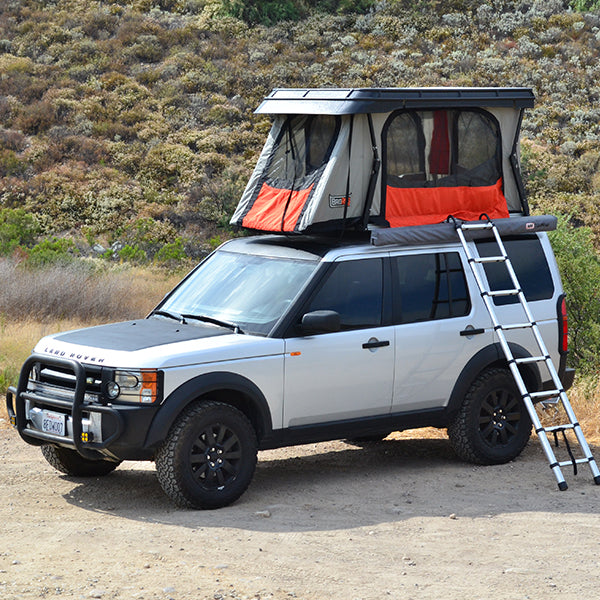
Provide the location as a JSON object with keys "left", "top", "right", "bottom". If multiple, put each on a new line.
{"left": 447, "top": 367, "right": 531, "bottom": 465}
{"left": 155, "top": 400, "right": 257, "bottom": 509}
{"left": 41, "top": 445, "right": 120, "bottom": 477}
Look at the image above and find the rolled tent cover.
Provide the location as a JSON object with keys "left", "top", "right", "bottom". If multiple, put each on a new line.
{"left": 230, "top": 88, "right": 534, "bottom": 234}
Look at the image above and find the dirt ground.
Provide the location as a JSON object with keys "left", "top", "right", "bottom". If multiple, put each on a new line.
{"left": 1, "top": 421, "right": 599, "bottom": 600}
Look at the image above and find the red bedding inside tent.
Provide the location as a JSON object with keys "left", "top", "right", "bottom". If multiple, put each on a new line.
{"left": 385, "top": 179, "right": 509, "bottom": 227}
{"left": 242, "top": 182, "right": 314, "bottom": 232}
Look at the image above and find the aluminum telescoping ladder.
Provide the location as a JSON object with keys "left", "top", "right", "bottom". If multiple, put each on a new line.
{"left": 455, "top": 217, "right": 600, "bottom": 490}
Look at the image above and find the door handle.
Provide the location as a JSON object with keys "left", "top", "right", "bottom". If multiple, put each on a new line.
{"left": 362, "top": 339, "right": 390, "bottom": 350}
{"left": 460, "top": 327, "right": 485, "bottom": 337}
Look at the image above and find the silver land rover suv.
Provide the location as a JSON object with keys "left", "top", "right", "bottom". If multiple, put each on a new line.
{"left": 6, "top": 225, "right": 572, "bottom": 508}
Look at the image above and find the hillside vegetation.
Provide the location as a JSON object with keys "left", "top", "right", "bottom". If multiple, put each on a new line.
{"left": 2, "top": 0, "right": 600, "bottom": 372}
{"left": 1, "top": 1, "right": 600, "bottom": 249}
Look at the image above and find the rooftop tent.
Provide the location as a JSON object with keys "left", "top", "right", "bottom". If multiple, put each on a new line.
{"left": 230, "top": 87, "right": 535, "bottom": 233}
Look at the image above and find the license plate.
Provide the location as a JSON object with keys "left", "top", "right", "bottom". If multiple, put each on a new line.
{"left": 41, "top": 410, "right": 66, "bottom": 437}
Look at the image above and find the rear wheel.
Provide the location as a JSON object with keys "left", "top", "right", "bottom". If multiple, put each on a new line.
{"left": 155, "top": 401, "right": 258, "bottom": 509}
{"left": 41, "top": 445, "right": 121, "bottom": 476}
{"left": 448, "top": 368, "right": 532, "bottom": 465}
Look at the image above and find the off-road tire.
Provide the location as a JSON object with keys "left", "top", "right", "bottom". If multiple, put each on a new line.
{"left": 448, "top": 368, "right": 532, "bottom": 465}
{"left": 41, "top": 445, "right": 121, "bottom": 476}
{"left": 155, "top": 401, "right": 258, "bottom": 510}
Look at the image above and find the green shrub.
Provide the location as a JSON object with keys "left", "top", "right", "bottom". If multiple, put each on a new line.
{"left": 118, "top": 244, "right": 148, "bottom": 264}
{"left": 154, "top": 237, "right": 188, "bottom": 267}
{"left": 0, "top": 149, "right": 27, "bottom": 177}
{"left": 115, "top": 217, "right": 178, "bottom": 254}
{"left": 570, "top": 1, "right": 600, "bottom": 11}
{"left": 27, "top": 237, "right": 79, "bottom": 267}
{"left": 548, "top": 215, "right": 600, "bottom": 374}
{"left": 220, "top": 0, "right": 303, "bottom": 24}
{"left": 0, "top": 209, "right": 40, "bottom": 256}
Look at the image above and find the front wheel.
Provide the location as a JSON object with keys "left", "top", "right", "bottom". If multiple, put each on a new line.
{"left": 41, "top": 445, "right": 121, "bottom": 476}
{"left": 448, "top": 368, "right": 532, "bottom": 465}
{"left": 155, "top": 401, "right": 258, "bottom": 509}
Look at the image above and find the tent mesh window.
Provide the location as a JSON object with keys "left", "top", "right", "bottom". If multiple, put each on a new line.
{"left": 241, "top": 115, "right": 340, "bottom": 232}
{"left": 382, "top": 109, "right": 508, "bottom": 227}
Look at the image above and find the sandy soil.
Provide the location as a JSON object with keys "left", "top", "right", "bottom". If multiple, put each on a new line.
{"left": 1, "top": 422, "right": 599, "bottom": 600}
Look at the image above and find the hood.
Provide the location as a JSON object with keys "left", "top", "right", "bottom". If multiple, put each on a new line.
{"left": 35, "top": 317, "right": 281, "bottom": 369}
{"left": 52, "top": 318, "right": 227, "bottom": 351}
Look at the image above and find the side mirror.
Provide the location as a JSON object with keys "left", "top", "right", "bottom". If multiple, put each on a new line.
{"left": 301, "top": 310, "right": 341, "bottom": 334}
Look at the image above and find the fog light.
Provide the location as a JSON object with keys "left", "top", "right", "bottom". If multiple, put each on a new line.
{"left": 106, "top": 381, "right": 120, "bottom": 400}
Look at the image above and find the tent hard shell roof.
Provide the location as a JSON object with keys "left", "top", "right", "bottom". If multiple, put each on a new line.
{"left": 256, "top": 87, "right": 535, "bottom": 115}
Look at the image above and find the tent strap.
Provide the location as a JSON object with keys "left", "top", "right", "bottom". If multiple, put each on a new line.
{"left": 361, "top": 113, "right": 381, "bottom": 229}
{"left": 340, "top": 114, "right": 354, "bottom": 238}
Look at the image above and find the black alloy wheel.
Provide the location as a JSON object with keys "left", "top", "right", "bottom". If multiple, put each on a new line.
{"left": 448, "top": 368, "right": 532, "bottom": 465}
{"left": 190, "top": 421, "right": 243, "bottom": 491}
{"left": 156, "top": 401, "right": 257, "bottom": 509}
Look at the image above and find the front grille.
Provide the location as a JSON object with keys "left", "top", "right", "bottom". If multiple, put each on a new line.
{"left": 29, "top": 361, "right": 104, "bottom": 405}
{"left": 14, "top": 354, "right": 125, "bottom": 453}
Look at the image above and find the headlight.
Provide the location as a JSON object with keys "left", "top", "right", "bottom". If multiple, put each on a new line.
{"left": 106, "top": 381, "right": 120, "bottom": 400}
{"left": 106, "top": 369, "right": 163, "bottom": 404}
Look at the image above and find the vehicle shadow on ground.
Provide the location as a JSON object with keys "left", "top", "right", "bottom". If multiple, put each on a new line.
{"left": 60, "top": 436, "right": 600, "bottom": 532}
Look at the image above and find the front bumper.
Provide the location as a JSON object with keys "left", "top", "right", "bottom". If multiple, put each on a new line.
{"left": 6, "top": 354, "right": 157, "bottom": 460}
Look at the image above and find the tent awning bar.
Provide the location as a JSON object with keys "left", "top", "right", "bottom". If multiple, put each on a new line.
{"left": 256, "top": 87, "right": 535, "bottom": 115}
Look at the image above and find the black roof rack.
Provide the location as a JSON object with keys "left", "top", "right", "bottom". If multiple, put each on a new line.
{"left": 256, "top": 87, "right": 535, "bottom": 115}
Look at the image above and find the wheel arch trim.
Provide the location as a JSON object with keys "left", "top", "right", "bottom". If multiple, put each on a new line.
{"left": 446, "top": 342, "right": 541, "bottom": 420}
{"left": 144, "top": 372, "right": 273, "bottom": 450}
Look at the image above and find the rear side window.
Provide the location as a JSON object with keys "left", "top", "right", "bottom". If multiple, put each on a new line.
{"left": 391, "top": 252, "right": 470, "bottom": 324}
{"left": 475, "top": 237, "right": 554, "bottom": 305}
{"left": 306, "top": 258, "right": 383, "bottom": 330}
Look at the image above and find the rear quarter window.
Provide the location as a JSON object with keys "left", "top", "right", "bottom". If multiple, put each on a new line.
{"left": 475, "top": 236, "right": 554, "bottom": 305}
{"left": 391, "top": 251, "right": 470, "bottom": 323}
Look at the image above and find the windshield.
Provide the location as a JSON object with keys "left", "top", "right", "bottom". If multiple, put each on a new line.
{"left": 157, "top": 249, "right": 319, "bottom": 336}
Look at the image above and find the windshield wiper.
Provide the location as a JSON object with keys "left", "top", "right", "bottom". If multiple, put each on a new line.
{"left": 150, "top": 309, "right": 186, "bottom": 324}
{"left": 181, "top": 314, "right": 244, "bottom": 334}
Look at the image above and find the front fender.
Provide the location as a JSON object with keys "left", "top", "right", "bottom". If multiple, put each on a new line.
{"left": 143, "top": 371, "right": 273, "bottom": 450}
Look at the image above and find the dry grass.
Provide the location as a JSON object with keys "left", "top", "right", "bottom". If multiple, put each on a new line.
{"left": 544, "top": 379, "right": 600, "bottom": 444}
{"left": 0, "top": 264, "right": 180, "bottom": 428}
{"left": 0, "top": 258, "right": 181, "bottom": 321}
{"left": 390, "top": 381, "right": 600, "bottom": 447}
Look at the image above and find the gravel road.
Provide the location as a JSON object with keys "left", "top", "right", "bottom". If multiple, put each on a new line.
{"left": 1, "top": 424, "right": 599, "bottom": 600}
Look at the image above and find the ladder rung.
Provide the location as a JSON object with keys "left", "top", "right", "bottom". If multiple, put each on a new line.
{"left": 459, "top": 221, "right": 494, "bottom": 230}
{"left": 473, "top": 255, "right": 506, "bottom": 264}
{"left": 500, "top": 322, "right": 534, "bottom": 331}
{"left": 487, "top": 289, "right": 520, "bottom": 297}
{"left": 557, "top": 459, "right": 591, "bottom": 467}
{"left": 514, "top": 355, "right": 548, "bottom": 364}
{"left": 541, "top": 424, "right": 576, "bottom": 433}
{"left": 529, "top": 390, "right": 562, "bottom": 400}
